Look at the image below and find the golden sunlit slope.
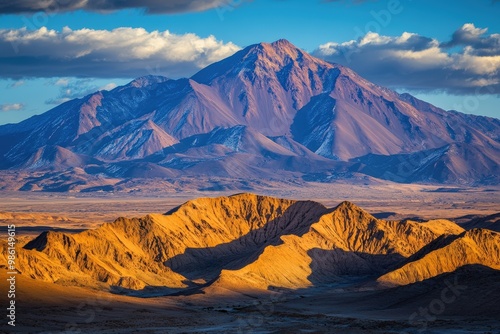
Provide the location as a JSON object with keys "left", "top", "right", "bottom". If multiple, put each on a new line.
{"left": 14, "top": 194, "right": 326, "bottom": 290}
{"left": 210, "top": 202, "right": 464, "bottom": 290}
{"left": 378, "top": 228, "right": 500, "bottom": 285}
{"left": 8, "top": 193, "right": 498, "bottom": 295}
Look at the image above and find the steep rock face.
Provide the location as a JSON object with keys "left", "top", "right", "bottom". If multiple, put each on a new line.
{"left": 291, "top": 94, "right": 338, "bottom": 159}
{"left": 211, "top": 202, "right": 462, "bottom": 290}
{"left": 91, "top": 118, "right": 178, "bottom": 161}
{"left": 18, "top": 194, "right": 327, "bottom": 289}
{"left": 378, "top": 229, "right": 500, "bottom": 285}
{"left": 151, "top": 79, "right": 241, "bottom": 139}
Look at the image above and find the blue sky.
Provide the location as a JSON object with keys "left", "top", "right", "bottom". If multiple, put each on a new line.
{"left": 0, "top": 0, "right": 499, "bottom": 124}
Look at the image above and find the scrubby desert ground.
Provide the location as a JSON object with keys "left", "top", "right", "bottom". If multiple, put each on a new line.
{"left": 4, "top": 271, "right": 500, "bottom": 334}
{"left": 1, "top": 182, "right": 499, "bottom": 333}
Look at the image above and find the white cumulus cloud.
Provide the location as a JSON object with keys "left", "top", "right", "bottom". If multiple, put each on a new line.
{"left": 313, "top": 24, "right": 500, "bottom": 95}
{"left": 0, "top": 27, "right": 241, "bottom": 79}
{"left": 0, "top": 103, "right": 24, "bottom": 112}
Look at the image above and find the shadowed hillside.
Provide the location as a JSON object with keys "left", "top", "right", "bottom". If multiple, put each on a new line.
{"left": 6, "top": 193, "right": 498, "bottom": 298}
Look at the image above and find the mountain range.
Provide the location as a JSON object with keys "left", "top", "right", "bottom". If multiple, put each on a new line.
{"left": 1, "top": 39, "right": 499, "bottom": 191}
{"left": 10, "top": 193, "right": 499, "bottom": 295}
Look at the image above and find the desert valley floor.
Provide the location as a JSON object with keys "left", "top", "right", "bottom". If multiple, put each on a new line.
{"left": 1, "top": 183, "right": 499, "bottom": 333}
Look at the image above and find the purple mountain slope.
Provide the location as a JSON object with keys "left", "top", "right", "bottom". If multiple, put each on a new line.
{"left": 0, "top": 39, "right": 498, "bottom": 190}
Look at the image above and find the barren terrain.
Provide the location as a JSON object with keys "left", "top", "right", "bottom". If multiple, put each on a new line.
{"left": 1, "top": 184, "right": 499, "bottom": 333}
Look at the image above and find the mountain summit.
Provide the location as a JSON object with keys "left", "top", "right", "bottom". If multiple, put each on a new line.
{"left": 0, "top": 40, "right": 499, "bottom": 191}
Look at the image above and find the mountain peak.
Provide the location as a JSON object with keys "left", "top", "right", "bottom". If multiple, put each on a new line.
{"left": 251, "top": 38, "right": 309, "bottom": 60}
{"left": 128, "top": 75, "right": 170, "bottom": 88}
{"left": 269, "top": 38, "right": 299, "bottom": 51}
{"left": 335, "top": 200, "right": 364, "bottom": 212}
{"left": 242, "top": 39, "right": 299, "bottom": 53}
{"left": 271, "top": 38, "right": 294, "bottom": 46}
{"left": 191, "top": 37, "right": 332, "bottom": 88}
{"left": 1, "top": 39, "right": 499, "bottom": 188}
